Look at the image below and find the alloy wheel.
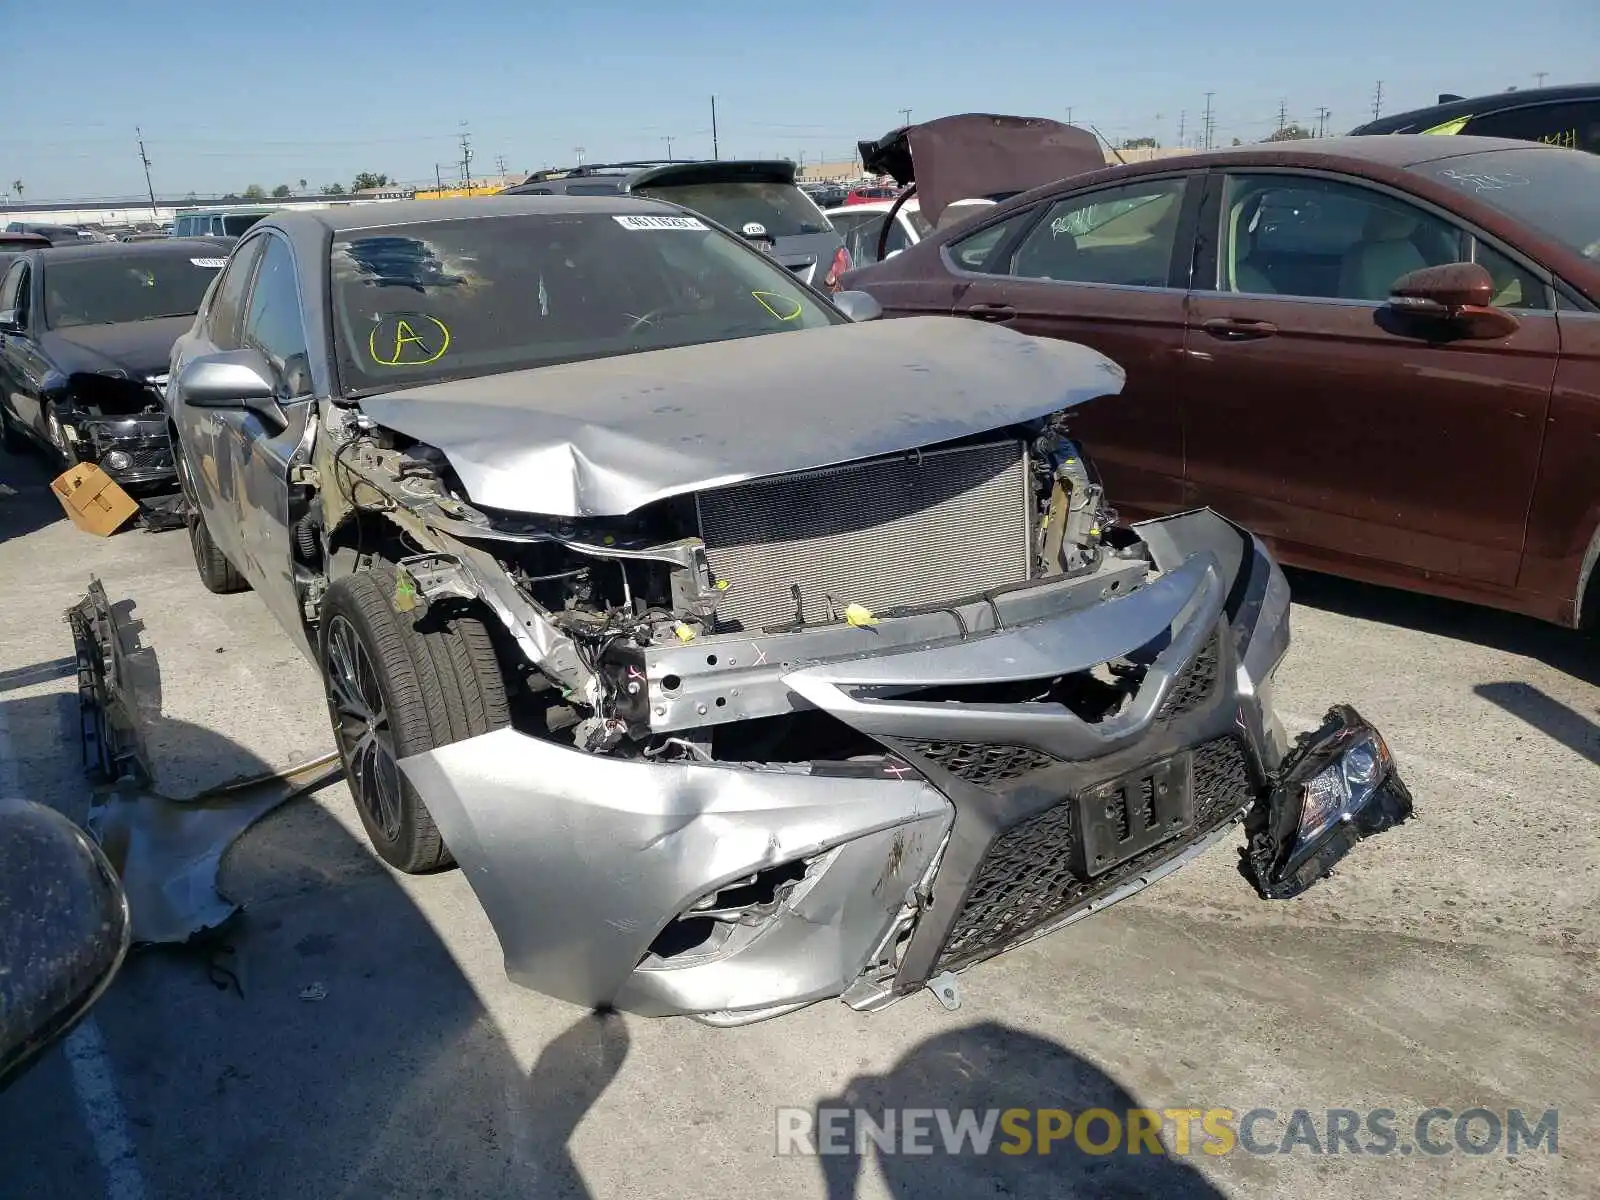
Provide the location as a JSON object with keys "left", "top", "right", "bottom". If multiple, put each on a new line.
{"left": 323, "top": 615, "right": 403, "bottom": 840}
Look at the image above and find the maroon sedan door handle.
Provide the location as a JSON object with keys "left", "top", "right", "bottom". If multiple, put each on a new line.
{"left": 966, "top": 303, "right": 1016, "bottom": 322}
{"left": 1201, "top": 316, "right": 1278, "bottom": 341}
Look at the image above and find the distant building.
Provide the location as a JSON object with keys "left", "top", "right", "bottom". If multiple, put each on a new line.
{"left": 353, "top": 186, "right": 413, "bottom": 200}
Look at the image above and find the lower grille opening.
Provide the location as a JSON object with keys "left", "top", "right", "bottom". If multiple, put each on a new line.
{"left": 934, "top": 737, "right": 1255, "bottom": 973}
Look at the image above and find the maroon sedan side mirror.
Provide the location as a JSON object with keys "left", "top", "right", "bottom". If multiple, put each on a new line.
{"left": 1385, "top": 262, "right": 1520, "bottom": 340}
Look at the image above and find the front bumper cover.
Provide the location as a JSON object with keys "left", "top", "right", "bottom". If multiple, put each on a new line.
{"left": 397, "top": 508, "right": 1406, "bottom": 1022}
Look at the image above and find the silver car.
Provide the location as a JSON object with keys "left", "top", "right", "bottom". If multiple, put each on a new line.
{"left": 165, "top": 196, "right": 1411, "bottom": 1024}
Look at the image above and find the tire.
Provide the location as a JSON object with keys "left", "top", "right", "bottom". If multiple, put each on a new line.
{"left": 188, "top": 509, "right": 250, "bottom": 594}
{"left": 319, "top": 565, "right": 509, "bottom": 873}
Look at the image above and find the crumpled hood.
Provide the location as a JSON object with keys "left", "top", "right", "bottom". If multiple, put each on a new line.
{"left": 357, "top": 317, "right": 1125, "bottom": 518}
{"left": 40, "top": 316, "right": 194, "bottom": 379}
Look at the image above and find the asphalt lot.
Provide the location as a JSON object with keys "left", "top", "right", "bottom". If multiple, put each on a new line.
{"left": 1, "top": 444, "right": 1595, "bottom": 1200}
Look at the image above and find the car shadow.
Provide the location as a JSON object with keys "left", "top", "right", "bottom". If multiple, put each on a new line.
{"left": 1284, "top": 568, "right": 1598, "bottom": 686}
{"left": 0, "top": 688, "right": 627, "bottom": 1200}
{"left": 0, "top": 444, "right": 65, "bottom": 544}
{"left": 814, "top": 1021, "right": 1225, "bottom": 1199}
{"left": 1475, "top": 680, "right": 1600, "bottom": 768}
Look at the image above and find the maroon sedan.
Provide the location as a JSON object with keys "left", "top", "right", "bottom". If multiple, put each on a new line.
{"left": 843, "top": 135, "right": 1600, "bottom": 629}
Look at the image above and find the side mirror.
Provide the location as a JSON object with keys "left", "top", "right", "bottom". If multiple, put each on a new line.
{"left": 177, "top": 348, "right": 288, "bottom": 431}
{"left": 831, "top": 290, "right": 883, "bottom": 323}
{"left": 0, "top": 800, "right": 129, "bottom": 1090}
{"left": 1384, "top": 262, "right": 1520, "bottom": 340}
{"left": 0, "top": 309, "right": 20, "bottom": 333}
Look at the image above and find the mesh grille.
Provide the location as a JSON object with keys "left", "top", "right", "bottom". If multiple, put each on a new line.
{"left": 121, "top": 443, "right": 172, "bottom": 472}
{"left": 1156, "top": 632, "right": 1219, "bottom": 721}
{"left": 902, "top": 741, "right": 1060, "bottom": 786}
{"left": 935, "top": 737, "right": 1255, "bottom": 972}
{"left": 696, "top": 440, "right": 1032, "bottom": 633}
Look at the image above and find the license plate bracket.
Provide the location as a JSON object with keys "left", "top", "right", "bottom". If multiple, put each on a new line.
{"left": 1076, "top": 754, "right": 1195, "bottom": 878}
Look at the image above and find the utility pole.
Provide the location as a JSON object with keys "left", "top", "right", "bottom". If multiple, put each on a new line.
{"left": 435, "top": 163, "right": 443, "bottom": 190}
{"left": 899, "top": 107, "right": 912, "bottom": 127}
{"left": 1316, "top": 106, "right": 1331, "bottom": 137}
{"left": 1202, "top": 92, "right": 1215, "bottom": 150}
{"left": 1276, "top": 98, "right": 1288, "bottom": 133}
{"left": 136, "top": 126, "right": 157, "bottom": 220}
{"left": 458, "top": 126, "right": 474, "bottom": 190}
{"left": 1177, "top": 110, "right": 1186, "bottom": 148}
{"left": 710, "top": 95, "right": 719, "bottom": 160}
{"left": 1534, "top": 71, "right": 1548, "bottom": 88}
{"left": 1066, "top": 106, "right": 1074, "bottom": 125}
{"left": 574, "top": 146, "right": 585, "bottom": 166}
{"left": 495, "top": 153, "right": 507, "bottom": 177}
{"left": 1371, "top": 81, "right": 1384, "bottom": 120}
{"left": 663, "top": 135, "right": 674, "bottom": 161}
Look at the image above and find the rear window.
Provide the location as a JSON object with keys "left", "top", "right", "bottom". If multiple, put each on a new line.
{"left": 42, "top": 253, "right": 223, "bottom": 328}
{"left": 223, "top": 213, "right": 268, "bottom": 236}
{"left": 632, "top": 180, "right": 832, "bottom": 237}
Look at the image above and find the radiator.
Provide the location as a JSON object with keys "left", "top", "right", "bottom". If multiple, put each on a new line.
{"left": 695, "top": 439, "right": 1033, "bottom": 633}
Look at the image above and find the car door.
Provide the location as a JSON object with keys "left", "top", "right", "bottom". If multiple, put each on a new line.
{"left": 947, "top": 174, "right": 1200, "bottom": 519}
{"left": 173, "top": 234, "right": 266, "bottom": 568}
{"left": 215, "top": 233, "right": 318, "bottom": 641}
{"left": 1183, "top": 169, "right": 1559, "bottom": 587}
{"left": 0, "top": 259, "right": 39, "bottom": 434}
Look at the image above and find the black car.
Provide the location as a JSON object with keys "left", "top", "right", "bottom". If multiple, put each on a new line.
{"left": 503, "top": 159, "right": 852, "bottom": 289}
{"left": 0, "top": 239, "right": 231, "bottom": 488}
{"left": 1348, "top": 82, "right": 1600, "bottom": 153}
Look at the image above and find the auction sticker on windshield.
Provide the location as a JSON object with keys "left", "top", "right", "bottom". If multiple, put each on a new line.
{"left": 189, "top": 257, "right": 228, "bottom": 268}
{"left": 614, "top": 215, "right": 708, "bottom": 231}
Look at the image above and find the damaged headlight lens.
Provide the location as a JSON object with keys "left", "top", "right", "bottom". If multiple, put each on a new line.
{"left": 1297, "top": 733, "right": 1390, "bottom": 845}
{"left": 101, "top": 450, "right": 133, "bottom": 472}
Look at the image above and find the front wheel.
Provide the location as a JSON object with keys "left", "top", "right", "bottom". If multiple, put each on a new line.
{"left": 188, "top": 509, "right": 250, "bottom": 594}
{"left": 319, "top": 566, "right": 509, "bottom": 873}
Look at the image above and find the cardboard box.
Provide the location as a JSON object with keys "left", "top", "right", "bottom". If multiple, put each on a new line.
{"left": 51, "top": 462, "right": 139, "bottom": 536}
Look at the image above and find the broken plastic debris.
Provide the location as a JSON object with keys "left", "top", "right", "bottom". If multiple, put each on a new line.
{"left": 674, "top": 623, "right": 697, "bottom": 643}
{"left": 393, "top": 567, "right": 420, "bottom": 613}
{"left": 714, "top": 579, "right": 731, "bottom": 591}
{"left": 844, "top": 604, "right": 879, "bottom": 627}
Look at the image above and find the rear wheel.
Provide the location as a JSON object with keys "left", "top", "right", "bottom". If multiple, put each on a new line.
{"left": 319, "top": 566, "right": 509, "bottom": 873}
{"left": 188, "top": 509, "right": 250, "bottom": 594}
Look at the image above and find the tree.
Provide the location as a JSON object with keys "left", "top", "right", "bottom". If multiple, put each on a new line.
{"left": 10, "top": 180, "right": 21, "bottom": 201}
{"left": 350, "top": 172, "right": 390, "bottom": 192}
{"left": 242, "top": 183, "right": 267, "bottom": 199}
{"left": 1263, "top": 124, "right": 1314, "bottom": 142}
{"left": 298, "top": 178, "right": 307, "bottom": 192}
{"left": 1231, "top": 137, "right": 1243, "bottom": 146}
{"left": 321, "top": 182, "right": 345, "bottom": 196}
{"left": 1120, "top": 136, "right": 1157, "bottom": 150}
{"left": 271, "top": 184, "right": 291, "bottom": 198}
{"left": 185, "top": 190, "right": 198, "bottom": 201}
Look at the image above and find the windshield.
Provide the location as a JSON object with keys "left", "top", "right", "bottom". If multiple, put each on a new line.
{"left": 1415, "top": 147, "right": 1600, "bottom": 259}
{"left": 42, "top": 253, "right": 223, "bottom": 328}
{"left": 223, "top": 213, "right": 267, "bottom": 236}
{"left": 330, "top": 212, "right": 841, "bottom": 395}
{"left": 631, "top": 180, "right": 832, "bottom": 236}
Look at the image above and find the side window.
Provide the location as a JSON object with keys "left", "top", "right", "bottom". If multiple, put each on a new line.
{"left": 205, "top": 237, "right": 265, "bottom": 350}
{"left": 946, "top": 209, "right": 1036, "bottom": 273}
{"left": 0, "top": 262, "right": 26, "bottom": 323}
{"left": 1462, "top": 102, "right": 1600, "bottom": 153}
{"left": 242, "top": 237, "right": 310, "bottom": 395}
{"left": 1009, "top": 178, "right": 1189, "bottom": 288}
{"left": 1221, "top": 174, "right": 1465, "bottom": 301}
{"left": 1472, "top": 240, "right": 1550, "bottom": 310}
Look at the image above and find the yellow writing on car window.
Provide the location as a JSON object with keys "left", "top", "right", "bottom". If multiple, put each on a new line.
{"left": 751, "top": 291, "right": 803, "bottom": 322}
{"left": 369, "top": 314, "right": 451, "bottom": 366}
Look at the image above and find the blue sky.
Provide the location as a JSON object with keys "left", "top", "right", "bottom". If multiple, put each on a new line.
{"left": 2, "top": 0, "right": 1596, "bottom": 200}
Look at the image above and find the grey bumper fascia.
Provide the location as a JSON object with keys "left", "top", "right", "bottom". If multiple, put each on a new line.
{"left": 397, "top": 508, "right": 1293, "bottom": 1020}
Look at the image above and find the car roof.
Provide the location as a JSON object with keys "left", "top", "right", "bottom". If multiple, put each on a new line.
{"left": 23, "top": 236, "right": 234, "bottom": 264}
{"left": 266, "top": 193, "right": 688, "bottom": 236}
{"left": 1349, "top": 83, "right": 1600, "bottom": 134}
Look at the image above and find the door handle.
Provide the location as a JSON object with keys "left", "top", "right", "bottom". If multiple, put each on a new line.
{"left": 966, "top": 303, "right": 1016, "bottom": 322}
{"left": 1201, "top": 317, "right": 1278, "bottom": 341}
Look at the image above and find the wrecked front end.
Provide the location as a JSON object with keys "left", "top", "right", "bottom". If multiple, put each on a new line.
{"left": 49, "top": 372, "right": 175, "bottom": 489}
{"left": 307, "top": 394, "right": 1411, "bottom": 1025}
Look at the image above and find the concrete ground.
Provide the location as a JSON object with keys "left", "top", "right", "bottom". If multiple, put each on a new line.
{"left": 1, "top": 445, "right": 1595, "bottom": 1200}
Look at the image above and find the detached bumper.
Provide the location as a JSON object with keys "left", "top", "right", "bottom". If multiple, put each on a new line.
{"left": 398, "top": 508, "right": 1407, "bottom": 1021}
{"left": 82, "top": 418, "right": 175, "bottom": 488}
